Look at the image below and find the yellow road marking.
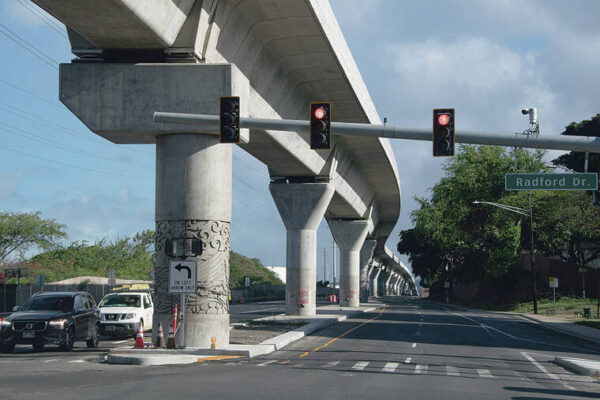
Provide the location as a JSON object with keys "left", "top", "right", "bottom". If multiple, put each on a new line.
{"left": 197, "top": 355, "right": 243, "bottom": 363}
{"left": 280, "top": 360, "right": 291, "bottom": 364}
{"left": 299, "top": 306, "right": 386, "bottom": 357}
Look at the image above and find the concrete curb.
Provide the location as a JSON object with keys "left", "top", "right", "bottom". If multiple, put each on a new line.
{"left": 555, "top": 357, "right": 600, "bottom": 378}
{"left": 516, "top": 314, "right": 600, "bottom": 346}
{"left": 106, "top": 305, "right": 383, "bottom": 365}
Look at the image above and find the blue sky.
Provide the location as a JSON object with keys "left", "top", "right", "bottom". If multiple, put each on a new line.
{"left": 1, "top": 0, "right": 599, "bottom": 281}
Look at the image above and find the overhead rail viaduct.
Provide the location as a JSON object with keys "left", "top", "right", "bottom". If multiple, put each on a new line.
{"left": 35, "top": 0, "right": 415, "bottom": 347}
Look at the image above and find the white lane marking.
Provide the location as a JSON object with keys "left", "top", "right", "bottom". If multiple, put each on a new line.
{"left": 43, "top": 359, "right": 58, "bottom": 363}
{"left": 411, "top": 343, "right": 417, "bottom": 348}
{"left": 382, "top": 362, "right": 398, "bottom": 373}
{"left": 446, "top": 366, "right": 460, "bottom": 376}
{"left": 477, "top": 369, "right": 494, "bottom": 378}
{"left": 415, "top": 364, "right": 427, "bottom": 374}
{"left": 352, "top": 361, "right": 369, "bottom": 370}
{"left": 325, "top": 361, "right": 340, "bottom": 368}
{"left": 112, "top": 340, "right": 128, "bottom": 345}
{"left": 521, "top": 352, "right": 575, "bottom": 390}
{"left": 257, "top": 360, "right": 277, "bottom": 367}
{"left": 240, "top": 307, "right": 280, "bottom": 314}
{"left": 68, "top": 359, "right": 85, "bottom": 363}
{"left": 404, "top": 357, "right": 412, "bottom": 364}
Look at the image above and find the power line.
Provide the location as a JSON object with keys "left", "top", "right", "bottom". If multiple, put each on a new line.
{"left": 0, "top": 22, "right": 58, "bottom": 70}
{"left": 15, "top": 0, "right": 67, "bottom": 38}
{"left": 0, "top": 142, "right": 152, "bottom": 180}
{"left": 0, "top": 124, "right": 153, "bottom": 169}
{"left": 0, "top": 79, "right": 62, "bottom": 109}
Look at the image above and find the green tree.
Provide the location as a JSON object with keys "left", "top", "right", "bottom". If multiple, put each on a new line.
{"left": 0, "top": 212, "right": 67, "bottom": 263}
{"left": 398, "top": 145, "right": 546, "bottom": 293}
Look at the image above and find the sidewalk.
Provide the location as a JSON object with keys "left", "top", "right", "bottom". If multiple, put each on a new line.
{"left": 106, "top": 302, "right": 383, "bottom": 366}
{"left": 516, "top": 313, "right": 600, "bottom": 377}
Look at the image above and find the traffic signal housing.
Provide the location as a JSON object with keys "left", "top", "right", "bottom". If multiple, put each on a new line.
{"left": 310, "top": 102, "right": 331, "bottom": 150}
{"left": 433, "top": 108, "right": 455, "bottom": 157}
{"left": 220, "top": 96, "right": 240, "bottom": 143}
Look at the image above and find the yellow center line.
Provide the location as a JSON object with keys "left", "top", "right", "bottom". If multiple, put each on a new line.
{"left": 299, "top": 306, "right": 386, "bottom": 357}
{"left": 197, "top": 355, "right": 244, "bottom": 363}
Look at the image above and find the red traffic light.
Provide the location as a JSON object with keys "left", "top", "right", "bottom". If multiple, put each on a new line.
{"left": 313, "top": 107, "right": 326, "bottom": 120}
{"left": 437, "top": 114, "right": 450, "bottom": 126}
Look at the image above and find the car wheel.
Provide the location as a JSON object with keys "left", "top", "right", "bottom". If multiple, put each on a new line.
{"left": 59, "top": 326, "right": 75, "bottom": 352}
{"left": 86, "top": 324, "right": 100, "bottom": 348}
{"left": 32, "top": 342, "right": 45, "bottom": 352}
{"left": 0, "top": 343, "right": 15, "bottom": 353}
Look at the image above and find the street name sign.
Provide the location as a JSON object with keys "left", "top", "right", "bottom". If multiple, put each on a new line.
{"left": 169, "top": 260, "right": 197, "bottom": 294}
{"left": 505, "top": 173, "right": 598, "bottom": 191}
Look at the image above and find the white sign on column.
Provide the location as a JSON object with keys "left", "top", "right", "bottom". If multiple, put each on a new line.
{"left": 169, "top": 260, "right": 197, "bottom": 294}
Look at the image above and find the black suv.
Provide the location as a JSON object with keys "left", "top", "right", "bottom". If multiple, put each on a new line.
{"left": 0, "top": 292, "right": 100, "bottom": 353}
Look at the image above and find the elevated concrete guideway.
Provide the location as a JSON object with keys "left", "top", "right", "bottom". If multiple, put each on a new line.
{"left": 34, "top": 0, "right": 416, "bottom": 346}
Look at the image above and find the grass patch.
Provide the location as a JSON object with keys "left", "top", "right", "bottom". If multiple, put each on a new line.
{"left": 575, "top": 320, "right": 600, "bottom": 330}
{"left": 459, "top": 296, "right": 600, "bottom": 318}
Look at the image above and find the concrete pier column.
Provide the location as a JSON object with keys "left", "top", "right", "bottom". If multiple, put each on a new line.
{"left": 385, "top": 272, "right": 394, "bottom": 296}
{"left": 270, "top": 183, "right": 334, "bottom": 316}
{"left": 373, "top": 267, "right": 383, "bottom": 297}
{"left": 328, "top": 220, "right": 369, "bottom": 307}
{"left": 390, "top": 274, "right": 398, "bottom": 295}
{"left": 155, "top": 133, "right": 232, "bottom": 348}
{"left": 369, "top": 262, "right": 379, "bottom": 296}
{"left": 359, "top": 240, "right": 377, "bottom": 303}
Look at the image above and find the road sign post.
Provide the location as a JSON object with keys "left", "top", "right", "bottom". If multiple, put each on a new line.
{"left": 169, "top": 260, "right": 197, "bottom": 348}
{"left": 549, "top": 277, "right": 558, "bottom": 315}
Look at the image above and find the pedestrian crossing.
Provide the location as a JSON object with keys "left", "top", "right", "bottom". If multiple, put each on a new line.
{"left": 230, "top": 358, "right": 596, "bottom": 384}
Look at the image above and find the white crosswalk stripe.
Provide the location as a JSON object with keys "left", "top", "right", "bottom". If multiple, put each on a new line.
{"left": 382, "top": 362, "right": 398, "bottom": 373}
{"left": 414, "top": 364, "right": 427, "bottom": 374}
{"left": 352, "top": 361, "right": 369, "bottom": 370}
{"left": 404, "top": 357, "right": 412, "bottom": 364}
{"left": 477, "top": 369, "right": 494, "bottom": 378}
{"left": 325, "top": 361, "right": 340, "bottom": 368}
{"left": 446, "top": 366, "right": 460, "bottom": 376}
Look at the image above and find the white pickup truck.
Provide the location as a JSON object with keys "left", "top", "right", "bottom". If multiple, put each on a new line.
{"left": 98, "top": 292, "right": 153, "bottom": 338}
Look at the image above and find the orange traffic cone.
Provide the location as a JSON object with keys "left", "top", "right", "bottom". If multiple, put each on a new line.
{"left": 155, "top": 323, "right": 165, "bottom": 348}
{"left": 134, "top": 322, "right": 145, "bottom": 349}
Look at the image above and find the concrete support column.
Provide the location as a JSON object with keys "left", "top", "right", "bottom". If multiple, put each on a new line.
{"left": 155, "top": 133, "right": 232, "bottom": 348}
{"left": 378, "top": 268, "right": 387, "bottom": 297}
{"left": 270, "top": 183, "right": 334, "bottom": 316}
{"left": 391, "top": 274, "right": 398, "bottom": 295}
{"left": 385, "top": 272, "right": 393, "bottom": 296}
{"left": 328, "top": 220, "right": 370, "bottom": 307}
{"left": 359, "top": 240, "right": 377, "bottom": 304}
{"left": 371, "top": 266, "right": 381, "bottom": 297}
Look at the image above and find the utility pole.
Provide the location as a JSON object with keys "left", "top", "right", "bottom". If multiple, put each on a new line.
{"left": 332, "top": 241, "right": 337, "bottom": 288}
{"left": 529, "top": 192, "right": 538, "bottom": 314}
{"left": 323, "top": 248, "right": 327, "bottom": 283}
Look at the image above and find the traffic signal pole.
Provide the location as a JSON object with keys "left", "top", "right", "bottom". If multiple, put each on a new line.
{"left": 154, "top": 112, "right": 600, "bottom": 153}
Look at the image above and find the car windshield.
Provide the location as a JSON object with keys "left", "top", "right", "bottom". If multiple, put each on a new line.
{"left": 20, "top": 296, "right": 73, "bottom": 312}
{"left": 99, "top": 295, "right": 140, "bottom": 308}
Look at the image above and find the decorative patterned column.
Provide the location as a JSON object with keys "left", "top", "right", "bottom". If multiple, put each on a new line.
{"left": 154, "top": 133, "right": 231, "bottom": 348}
{"left": 359, "top": 240, "right": 377, "bottom": 303}
{"left": 385, "top": 272, "right": 393, "bottom": 296}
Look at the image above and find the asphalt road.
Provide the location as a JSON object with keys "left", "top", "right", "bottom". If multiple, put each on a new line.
{"left": 1, "top": 297, "right": 599, "bottom": 400}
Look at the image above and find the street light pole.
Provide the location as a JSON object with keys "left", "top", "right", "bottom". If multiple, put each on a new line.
{"left": 473, "top": 200, "right": 538, "bottom": 314}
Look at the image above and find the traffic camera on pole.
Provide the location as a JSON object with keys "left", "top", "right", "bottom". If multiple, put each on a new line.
{"left": 433, "top": 108, "right": 455, "bottom": 157}
{"left": 219, "top": 96, "right": 240, "bottom": 143}
{"left": 310, "top": 102, "right": 331, "bottom": 150}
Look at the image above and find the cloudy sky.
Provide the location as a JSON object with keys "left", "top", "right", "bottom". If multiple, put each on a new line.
{"left": 1, "top": 0, "right": 599, "bottom": 281}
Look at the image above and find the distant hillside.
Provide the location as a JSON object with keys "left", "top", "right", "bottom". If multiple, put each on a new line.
{"left": 25, "top": 235, "right": 281, "bottom": 289}
{"left": 229, "top": 252, "right": 283, "bottom": 289}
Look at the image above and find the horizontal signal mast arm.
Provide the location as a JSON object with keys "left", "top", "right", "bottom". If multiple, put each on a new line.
{"left": 153, "top": 111, "right": 600, "bottom": 153}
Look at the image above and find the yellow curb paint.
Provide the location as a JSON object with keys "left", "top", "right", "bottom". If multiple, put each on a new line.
{"left": 301, "top": 306, "right": 386, "bottom": 358}
{"left": 197, "top": 355, "right": 243, "bottom": 363}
